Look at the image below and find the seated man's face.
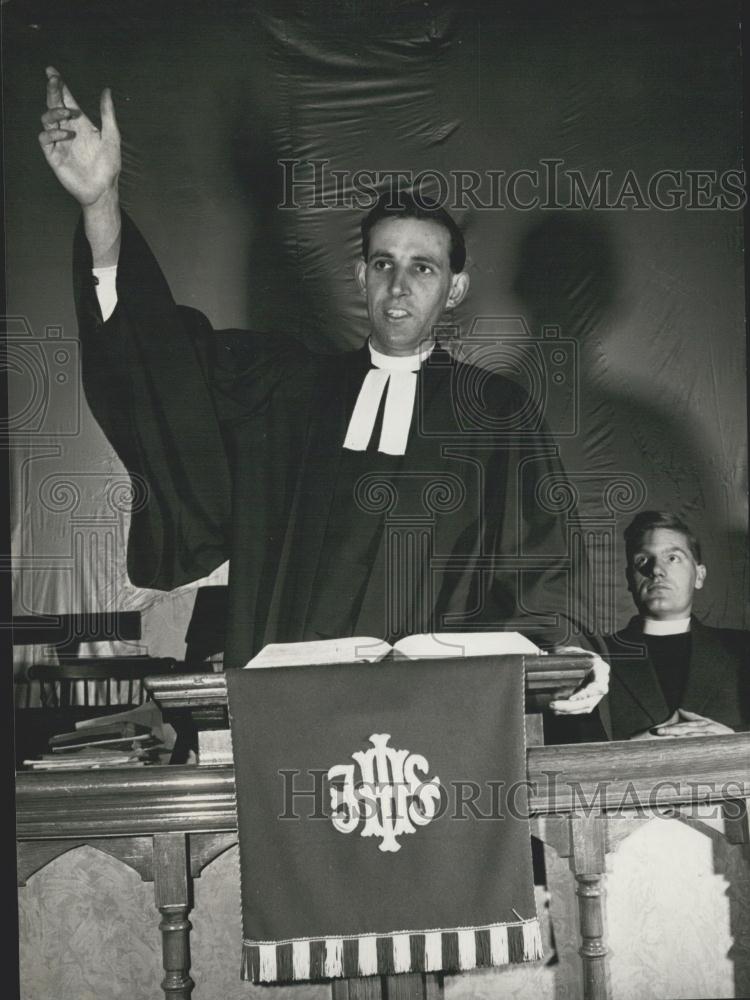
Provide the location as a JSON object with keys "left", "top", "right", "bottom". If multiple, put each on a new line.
{"left": 627, "top": 527, "right": 706, "bottom": 620}
{"left": 356, "top": 217, "right": 468, "bottom": 356}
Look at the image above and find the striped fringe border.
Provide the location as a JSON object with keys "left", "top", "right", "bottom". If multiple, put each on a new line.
{"left": 241, "top": 919, "right": 543, "bottom": 983}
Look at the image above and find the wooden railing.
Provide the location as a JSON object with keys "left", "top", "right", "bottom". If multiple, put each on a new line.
{"left": 142, "top": 653, "right": 592, "bottom": 712}
{"left": 16, "top": 734, "right": 750, "bottom": 1000}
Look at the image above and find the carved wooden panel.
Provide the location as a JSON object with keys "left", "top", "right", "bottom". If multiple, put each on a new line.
{"left": 18, "top": 844, "right": 161, "bottom": 1000}
{"left": 606, "top": 819, "right": 741, "bottom": 1000}
{"left": 16, "top": 734, "right": 750, "bottom": 999}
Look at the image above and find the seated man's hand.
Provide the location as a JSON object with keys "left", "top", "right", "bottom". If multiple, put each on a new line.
{"left": 649, "top": 707, "right": 734, "bottom": 738}
{"left": 629, "top": 709, "right": 679, "bottom": 739}
{"left": 548, "top": 647, "right": 610, "bottom": 715}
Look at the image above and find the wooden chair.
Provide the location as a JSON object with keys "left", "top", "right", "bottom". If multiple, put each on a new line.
{"left": 22, "top": 657, "right": 179, "bottom": 709}
{"left": 14, "top": 657, "right": 183, "bottom": 766}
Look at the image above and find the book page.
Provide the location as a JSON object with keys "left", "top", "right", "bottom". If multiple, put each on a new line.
{"left": 391, "top": 632, "right": 541, "bottom": 659}
{"left": 74, "top": 700, "right": 177, "bottom": 750}
{"left": 245, "top": 636, "right": 392, "bottom": 668}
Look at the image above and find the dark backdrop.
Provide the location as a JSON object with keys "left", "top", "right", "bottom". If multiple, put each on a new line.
{"left": 4, "top": 0, "right": 747, "bottom": 667}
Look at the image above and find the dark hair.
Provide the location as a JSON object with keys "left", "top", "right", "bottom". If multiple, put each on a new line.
{"left": 624, "top": 510, "right": 702, "bottom": 563}
{"left": 360, "top": 191, "right": 467, "bottom": 273}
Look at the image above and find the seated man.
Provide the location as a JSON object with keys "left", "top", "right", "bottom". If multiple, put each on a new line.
{"left": 604, "top": 510, "right": 749, "bottom": 739}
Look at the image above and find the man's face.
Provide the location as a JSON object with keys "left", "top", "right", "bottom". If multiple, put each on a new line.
{"left": 627, "top": 527, "right": 706, "bottom": 621}
{"left": 356, "top": 217, "right": 469, "bottom": 356}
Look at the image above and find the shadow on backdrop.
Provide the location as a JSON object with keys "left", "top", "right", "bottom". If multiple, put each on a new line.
{"left": 513, "top": 211, "right": 742, "bottom": 631}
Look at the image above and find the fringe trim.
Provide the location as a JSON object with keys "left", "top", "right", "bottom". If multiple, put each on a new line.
{"left": 523, "top": 918, "right": 544, "bottom": 960}
{"left": 392, "top": 933, "right": 412, "bottom": 973}
{"left": 324, "top": 938, "right": 344, "bottom": 978}
{"left": 292, "top": 939, "right": 310, "bottom": 980}
{"left": 357, "top": 935, "right": 378, "bottom": 976}
{"left": 490, "top": 924, "right": 509, "bottom": 965}
{"left": 457, "top": 929, "right": 476, "bottom": 970}
{"left": 424, "top": 931, "right": 443, "bottom": 972}
{"left": 241, "top": 917, "right": 543, "bottom": 983}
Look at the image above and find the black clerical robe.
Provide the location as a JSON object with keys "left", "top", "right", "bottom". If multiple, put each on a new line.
{"left": 75, "top": 214, "right": 590, "bottom": 668}
{"left": 603, "top": 616, "right": 750, "bottom": 739}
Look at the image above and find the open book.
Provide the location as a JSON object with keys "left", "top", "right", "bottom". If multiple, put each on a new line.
{"left": 245, "top": 632, "right": 540, "bottom": 669}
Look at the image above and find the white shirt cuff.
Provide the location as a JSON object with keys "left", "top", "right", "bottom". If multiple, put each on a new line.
{"left": 92, "top": 265, "right": 118, "bottom": 322}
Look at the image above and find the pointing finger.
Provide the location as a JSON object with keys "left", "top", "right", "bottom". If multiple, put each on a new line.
{"left": 99, "top": 87, "right": 119, "bottom": 138}
{"left": 45, "top": 65, "right": 81, "bottom": 110}
{"left": 46, "top": 66, "right": 64, "bottom": 109}
{"left": 60, "top": 77, "right": 81, "bottom": 111}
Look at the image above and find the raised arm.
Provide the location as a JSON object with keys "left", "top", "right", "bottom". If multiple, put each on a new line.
{"left": 37, "top": 67, "right": 234, "bottom": 590}
{"left": 39, "top": 66, "right": 121, "bottom": 265}
{"left": 36, "top": 68, "right": 314, "bottom": 594}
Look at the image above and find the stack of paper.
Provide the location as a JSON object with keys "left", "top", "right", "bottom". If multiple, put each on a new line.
{"left": 22, "top": 710, "right": 174, "bottom": 770}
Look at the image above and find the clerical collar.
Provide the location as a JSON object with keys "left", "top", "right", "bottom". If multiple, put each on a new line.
{"left": 642, "top": 617, "right": 692, "bottom": 636}
{"left": 368, "top": 339, "right": 436, "bottom": 371}
{"left": 342, "top": 340, "right": 436, "bottom": 455}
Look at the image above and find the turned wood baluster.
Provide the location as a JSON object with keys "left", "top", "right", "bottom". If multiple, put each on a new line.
{"left": 154, "top": 831, "right": 194, "bottom": 1000}
{"left": 570, "top": 815, "right": 611, "bottom": 1000}
{"left": 575, "top": 873, "right": 608, "bottom": 998}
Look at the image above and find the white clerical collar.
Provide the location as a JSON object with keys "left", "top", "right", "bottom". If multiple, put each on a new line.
{"left": 368, "top": 339, "right": 435, "bottom": 371}
{"left": 342, "top": 340, "right": 435, "bottom": 455}
{"left": 642, "top": 617, "right": 692, "bottom": 635}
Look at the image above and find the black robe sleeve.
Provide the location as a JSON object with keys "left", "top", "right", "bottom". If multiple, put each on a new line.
{"left": 74, "top": 212, "right": 301, "bottom": 591}
{"left": 489, "top": 394, "right": 609, "bottom": 743}
{"left": 476, "top": 375, "right": 602, "bottom": 653}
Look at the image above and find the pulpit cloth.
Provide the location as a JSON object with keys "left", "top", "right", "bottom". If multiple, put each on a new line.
{"left": 226, "top": 654, "right": 542, "bottom": 984}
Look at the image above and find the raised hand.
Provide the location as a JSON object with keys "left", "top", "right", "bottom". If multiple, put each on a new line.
{"left": 38, "top": 66, "right": 120, "bottom": 207}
